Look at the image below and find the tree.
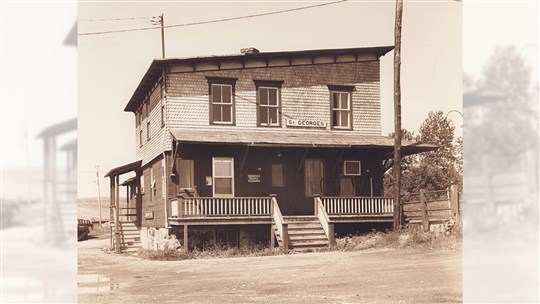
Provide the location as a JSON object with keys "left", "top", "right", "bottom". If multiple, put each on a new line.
{"left": 467, "top": 46, "right": 538, "bottom": 158}
{"left": 384, "top": 111, "right": 462, "bottom": 196}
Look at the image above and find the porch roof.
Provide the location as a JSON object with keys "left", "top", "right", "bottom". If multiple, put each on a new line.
{"left": 104, "top": 160, "right": 142, "bottom": 178}
{"left": 170, "top": 129, "right": 436, "bottom": 154}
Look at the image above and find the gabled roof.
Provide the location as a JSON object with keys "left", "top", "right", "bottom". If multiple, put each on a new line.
{"left": 170, "top": 128, "right": 436, "bottom": 155}
{"left": 124, "top": 46, "right": 394, "bottom": 113}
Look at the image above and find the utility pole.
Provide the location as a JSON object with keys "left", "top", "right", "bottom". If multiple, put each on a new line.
{"left": 96, "top": 165, "right": 102, "bottom": 225}
{"left": 160, "top": 14, "right": 165, "bottom": 58}
{"left": 152, "top": 14, "right": 165, "bottom": 58}
{"left": 393, "top": 0, "right": 404, "bottom": 229}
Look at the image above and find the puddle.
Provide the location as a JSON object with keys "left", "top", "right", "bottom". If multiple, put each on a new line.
{"left": 78, "top": 273, "right": 124, "bottom": 294}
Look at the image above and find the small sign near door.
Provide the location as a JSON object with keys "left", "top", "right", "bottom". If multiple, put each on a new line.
{"left": 247, "top": 174, "right": 261, "bottom": 183}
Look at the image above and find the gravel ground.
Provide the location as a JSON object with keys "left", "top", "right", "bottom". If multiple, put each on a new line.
{"left": 78, "top": 238, "right": 461, "bottom": 304}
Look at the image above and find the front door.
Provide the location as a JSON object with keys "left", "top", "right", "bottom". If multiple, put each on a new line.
{"left": 305, "top": 159, "right": 324, "bottom": 197}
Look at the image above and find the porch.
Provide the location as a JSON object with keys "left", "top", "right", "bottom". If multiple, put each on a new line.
{"left": 168, "top": 195, "right": 393, "bottom": 251}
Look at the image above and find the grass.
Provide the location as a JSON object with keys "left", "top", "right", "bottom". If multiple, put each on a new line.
{"left": 136, "top": 243, "right": 288, "bottom": 261}
{"left": 132, "top": 220, "right": 462, "bottom": 261}
{"left": 329, "top": 219, "right": 462, "bottom": 252}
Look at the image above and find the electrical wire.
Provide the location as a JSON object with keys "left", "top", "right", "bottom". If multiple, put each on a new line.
{"left": 80, "top": 16, "right": 154, "bottom": 22}
{"left": 79, "top": 0, "right": 347, "bottom": 36}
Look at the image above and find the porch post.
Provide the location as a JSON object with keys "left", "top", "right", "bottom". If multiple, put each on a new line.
{"left": 114, "top": 175, "right": 121, "bottom": 253}
{"left": 420, "top": 189, "right": 428, "bottom": 231}
{"left": 110, "top": 177, "right": 115, "bottom": 249}
{"left": 270, "top": 194, "right": 276, "bottom": 249}
{"left": 183, "top": 224, "right": 189, "bottom": 253}
{"left": 450, "top": 185, "right": 459, "bottom": 217}
{"left": 313, "top": 195, "right": 320, "bottom": 216}
{"left": 270, "top": 227, "right": 275, "bottom": 249}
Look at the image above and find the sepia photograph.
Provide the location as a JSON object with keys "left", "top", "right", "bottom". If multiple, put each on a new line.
{"left": 76, "top": 1, "right": 463, "bottom": 303}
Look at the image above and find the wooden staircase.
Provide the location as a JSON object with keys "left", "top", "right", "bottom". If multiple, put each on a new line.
{"left": 279, "top": 216, "right": 330, "bottom": 251}
{"left": 112, "top": 221, "right": 141, "bottom": 252}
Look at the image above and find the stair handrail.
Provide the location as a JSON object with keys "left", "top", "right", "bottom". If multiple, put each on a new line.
{"left": 314, "top": 195, "right": 335, "bottom": 245}
{"left": 270, "top": 195, "right": 288, "bottom": 250}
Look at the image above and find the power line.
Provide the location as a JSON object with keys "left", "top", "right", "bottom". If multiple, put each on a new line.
{"left": 79, "top": 0, "right": 347, "bottom": 36}
{"left": 80, "top": 16, "right": 153, "bottom": 22}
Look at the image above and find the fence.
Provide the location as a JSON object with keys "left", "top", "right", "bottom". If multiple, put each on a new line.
{"left": 402, "top": 185, "right": 461, "bottom": 230}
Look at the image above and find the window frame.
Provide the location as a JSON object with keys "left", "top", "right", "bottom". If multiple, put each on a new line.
{"left": 160, "top": 84, "right": 165, "bottom": 128}
{"left": 145, "top": 101, "right": 151, "bottom": 141}
{"left": 328, "top": 85, "right": 354, "bottom": 130}
{"left": 206, "top": 77, "right": 237, "bottom": 125}
{"left": 254, "top": 80, "right": 283, "bottom": 127}
{"left": 212, "top": 157, "right": 235, "bottom": 197}
{"left": 138, "top": 109, "right": 143, "bottom": 147}
{"left": 270, "top": 163, "right": 286, "bottom": 187}
{"left": 343, "top": 160, "right": 362, "bottom": 176}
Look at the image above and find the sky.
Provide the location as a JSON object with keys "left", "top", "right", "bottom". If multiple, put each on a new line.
{"left": 77, "top": 0, "right": 462, "bottom": 198}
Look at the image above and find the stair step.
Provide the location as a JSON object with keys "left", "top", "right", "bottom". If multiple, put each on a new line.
{"left": 288, "top": 223, "right": 323, "bottom": 229}
{"left": 289, "top": 234, "right": 328, "bottom": 241}
{"left": 288, "top": 227, "right": 325, "bottom": 233}
{"left": 290, "top": 240, "right": 329, "bottom": 247}
{"left": 283, "top": 216, "right": 318, "bottom": 222}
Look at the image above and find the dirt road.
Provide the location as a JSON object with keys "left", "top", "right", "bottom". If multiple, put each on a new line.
{"left": 78, "top": 239, "right": 461, "bottom": 303}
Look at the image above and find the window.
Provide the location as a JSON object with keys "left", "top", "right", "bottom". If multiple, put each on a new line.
{"left": 138, "top": 110, "right": 143, "bottom": 147}
{"left": 216, "top": 228, "right": 239, "bottom": 247}
{"left": 213, "top": 157, "right": 234, "bottom": 197}
{"left": 162, "top": 159, "right": 166, "bottom": 199}
{"left": 254, "top": 80, "right": 283, "bottom": 126}
{"left": 207, "top": 77, "right": 237, "bottom": 125}
{"left": 146, "top": 102, "right": 151, "bottom": 140}
{"left": 271, "top": 163, "right": 285, "bottom": 187}
{"left": 161, "top": 85, "right": 165, "bottom": 128}
{"left": 150, "top": 166, "right": 155, "bottom": 201}
{"left": 177, "top": 159, "right": 195, "bottom": 189}
{"left": 343, "top": 161, "right": 361, "bottom": 176}
{"left": 161, "top": 101, "right": 165, "bottom": 128}
{"left": 140, "top": 174, "right": 145, "bottom": 195}
{"left": 328, "top": 85, "right": 354, "bottom": 130}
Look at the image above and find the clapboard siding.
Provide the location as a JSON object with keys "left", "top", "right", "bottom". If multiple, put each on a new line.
{"left": 141, "top": 156, "right": 167, "bottom": 228}
{"left": 166, "top": 61, "right": 381, "bottom": 134}
{"left": 136, "top": 82, "right": 169, "bottom": 166}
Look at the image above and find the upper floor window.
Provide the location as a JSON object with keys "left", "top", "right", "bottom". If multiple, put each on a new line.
{"left": 254, "top": 80, "right": 283, "bottom": 127}
{"left": 328, "top": 85, "right": 354, "bottom": 130}
{"left": 138, "top": 109, "right": 143, "bottom": 147}
{"left": 207, "top": 77, "right": 237, "bottom": 125}
{"left": 160, "top": 84, "right": 165, "bottom": 128}
{"left": 146, "top": 101, "right": 151, "bottom": 140}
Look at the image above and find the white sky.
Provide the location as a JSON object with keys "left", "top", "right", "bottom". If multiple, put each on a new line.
{"left": 77, "top": 1, "right": 463, "bottom": 198}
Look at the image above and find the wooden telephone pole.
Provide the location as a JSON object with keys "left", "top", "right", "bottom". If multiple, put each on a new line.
{"left": 393, "top": 0, "right": 404, "bottom": 229}
{"left": 96, "top": 165, "right": 102, "bottom": 225}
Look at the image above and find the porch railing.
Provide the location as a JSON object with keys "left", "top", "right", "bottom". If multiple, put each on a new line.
{"left": 270, "top": 195, "right": 288, "bottom": 250}
{"left": 169, "top": 197, "right": 272, "bottom": 217}
{"left": 314, "top": 196, "right": 334, "bottom": 244}
{"left": 321, "top": 196, "right": 394, "bottom": 215}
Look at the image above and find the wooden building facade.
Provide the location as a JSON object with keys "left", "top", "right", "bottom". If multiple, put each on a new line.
{"left": 105, "top": 46, "right": 434, "bottom": 252}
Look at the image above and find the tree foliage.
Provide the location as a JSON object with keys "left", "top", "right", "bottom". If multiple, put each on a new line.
{"left": 384, "top": 111, "right": 462, "bottom": 196}
{"left": 466, "top": 46, "right": 538, "bottom": 158}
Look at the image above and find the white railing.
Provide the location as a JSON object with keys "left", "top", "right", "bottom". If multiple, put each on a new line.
{"left": 321, "top": 197, "right": 394, "bottom": 215}
{"left": 271, "top": 196, "right": 288, "bottom": 249}
{"left": 170, "top": 197, "right": 272, "bottom": 217}
{"left": 314, "top": 196, "right": 334, "bottom": 244}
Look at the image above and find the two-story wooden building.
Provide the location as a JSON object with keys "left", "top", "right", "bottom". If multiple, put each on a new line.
{"left": 105, "top": 46, "right": 435, "bottom": 252}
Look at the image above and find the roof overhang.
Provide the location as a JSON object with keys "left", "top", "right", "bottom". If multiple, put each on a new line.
{"left": 104, "top": 160, "right": 142, "bottom": 178}
{"left": 36, "top": 118, "right": 77, "bottom": 138}
{"left": 170, "top": 129, "right": 436, "bottom": 156}
{"left": 124, "top": 45, "right": 394, "bottom": 113}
